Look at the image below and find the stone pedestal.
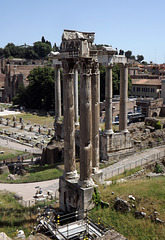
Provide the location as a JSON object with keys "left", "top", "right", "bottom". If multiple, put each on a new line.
{"left": 6, "top": 120, "right": 9, "bottom": 126}
{"left": 59, "top": 176, "right": 95, "bottom": 219}
{"left": 21, "top": 124, "right": 25, "bottom": 130}
{"left": 20, "top": 117, "right": 23, "bottom": 123}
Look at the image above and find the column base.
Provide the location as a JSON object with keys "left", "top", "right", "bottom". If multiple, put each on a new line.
{"left": 122, "top": 129, "right": 129, "bottom": 134}
{"left": 63, "top": 170, "right": 79, "bottom": 179}
{"left": 78, "top": 178, "right": 95, "bottom": 188}
{"left": 59, "top": 176, "right": 95, "bottom": 218}
{"left": 105, "top": 129, "right": 114, "bottom": 135}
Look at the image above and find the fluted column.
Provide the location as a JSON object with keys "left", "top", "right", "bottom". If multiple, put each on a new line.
{"left": 54, "top": 64, "right": 61, "bottom": 121}
{"left": 92, "top": 61, "right": 100, "bottom": 173}
{"left": 105, "top": 65, "right": 114, "bottom": 134}
{"left": 119, "top": 64, "right": 128, "bottom": 132}
{"left": 74, "top": 69, "right": 79, "bottom": 126}
{"left": 62, "top": 60, "right": 77, "bottom": 179}
{"left": 79, "top": 59, "right": 94, "bottom": 187}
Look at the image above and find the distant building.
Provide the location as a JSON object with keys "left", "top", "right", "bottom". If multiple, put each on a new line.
{"left": 131, "top": 78, "right": 161, "bottom": 98}
{"left": 0, "top": 58, "right": 45, "bottom": 102}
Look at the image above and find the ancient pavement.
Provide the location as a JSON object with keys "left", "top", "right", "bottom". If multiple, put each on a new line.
{"left": 0, "top": 145, "right": 165, "bottom": 202}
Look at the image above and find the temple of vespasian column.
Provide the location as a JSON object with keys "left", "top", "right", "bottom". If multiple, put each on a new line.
{"left": 51, "top": 30, "right": 133, "bottom": 214}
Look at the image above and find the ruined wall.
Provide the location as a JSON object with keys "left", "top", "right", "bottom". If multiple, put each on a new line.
{"left": 100, "top": 132, "right": 134, "bottom": 160}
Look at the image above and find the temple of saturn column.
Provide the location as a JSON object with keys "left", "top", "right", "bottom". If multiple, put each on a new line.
{"left": 52, "top": 30, "right": 133, "bottom": 214}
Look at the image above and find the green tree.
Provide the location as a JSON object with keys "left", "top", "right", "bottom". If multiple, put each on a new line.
{"left": 137, "top": 55, "right": 144, "bottom": 62}
{"left": 33, "top": 41, "right": 52, "bottom": 59}
{"left": 125, "top": 50, "right": 132, "bottom": 59}
{"left": 26, "top": 66, "right": 55, "bottom": 110}
{"left": 0, "top": 48, "right": 4, "bottom": 57}
{"left": 13, "top": 84, "right": 28, "bottom": 106}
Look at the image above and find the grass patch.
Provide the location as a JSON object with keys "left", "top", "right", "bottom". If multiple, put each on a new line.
{"left": 92, "top": 177, "right": 165, "bottom": 240}
{"left": 0, "top": 190, "right": 56, "bottom": 238}
{"left": 0, "top": 191, "right": 28, "bottom": 238}
{"left": 0, "top": 164, "right": 62, "bottom": 183}
{"left": 5, "top": 113, "right": 54, "bottom": 129}
{"left": 0, "top": 146, "right": 25, "bottom": 161}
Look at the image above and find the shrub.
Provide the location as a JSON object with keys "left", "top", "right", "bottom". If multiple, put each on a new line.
{"left": 154, "top": 163, "right": 163, "bottom": 173}
{"left": 155, "top": 121, "right": 162, "bottom": 129}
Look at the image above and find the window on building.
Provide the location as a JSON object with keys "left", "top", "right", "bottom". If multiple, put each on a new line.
{"left": 137, "top": 87, "right": 141, "bottom": 92}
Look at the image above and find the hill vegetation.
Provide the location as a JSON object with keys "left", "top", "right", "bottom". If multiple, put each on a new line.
{"left": 92, "top": 176, "right": 165, "bottom": 240}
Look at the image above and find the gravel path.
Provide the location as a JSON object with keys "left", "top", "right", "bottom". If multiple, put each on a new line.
{"left": 0, "top": 179, "right": 59, "bottom": 201}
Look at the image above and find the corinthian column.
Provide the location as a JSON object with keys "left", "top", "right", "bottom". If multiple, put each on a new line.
{"left": 119, "top": 64, "right": 128, "bottom": 133}
{"left": 92, "top": 61, "right": 100, "bottom": 173}
{"left": 79, "top": 59, "right": 94, "bottom": 187}
{"left": 54, "top": 64, "right": 61, "bottom": 121}
{"left": 74, "top": 69, "right": 79, "bottom": 126}
{"left": 62, "top": 59, "right": 77, "bottom": 179}
{"left": 105, "top": 65, "right": 114, "bottom": 134}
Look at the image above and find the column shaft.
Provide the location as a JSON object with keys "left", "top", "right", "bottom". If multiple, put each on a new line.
{"left": 119, "top": 65, "right": 128, "bottom": 132}
{"left": 92, "top": 63, "right": 100, "bottom": 172}
{"left": 79, "top": 60, "right": 93, "bottom": 186}
{"left": 55, "top": 65, "right": 61, "bottom": 121}
{"left": 105, "top": 66, "right": 113, "bottom": 134}
{"left": 63, "top": 61, "right": 77, "bottom": 178}
{"left": 74, "top": 69, "right": 79, "bottom": 126}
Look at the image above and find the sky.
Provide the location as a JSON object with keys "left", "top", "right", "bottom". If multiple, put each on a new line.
{"left": 1, "top": 0, "right": 165, "bottom": 63}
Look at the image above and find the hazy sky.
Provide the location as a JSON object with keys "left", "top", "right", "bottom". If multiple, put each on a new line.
{"left": 1, "top": 0, "right": 165, "bottom": 63}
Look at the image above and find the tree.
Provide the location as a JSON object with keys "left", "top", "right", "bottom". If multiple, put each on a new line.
{"left": 119, "top": 49, "right": 124, "bottom": 55}
{"left": 41, "top": 36, "right": 45, "bottom": 43}
{"left": 125, "top": 50, "right": 132, "bottom": 59}
{"left": 137, "top": 55, "right": 144, "bottom": 62}
{"left": 13, "top": 66, "right": 55, "bottom": 110}
{"left": 33, "top": 41, "right": 52, "bottom": 59}
{"left": 26, "top": 66, "right": 55, "bottom": 110}
{"left": 0, "top": 48, "right": 4, "bottom": 57}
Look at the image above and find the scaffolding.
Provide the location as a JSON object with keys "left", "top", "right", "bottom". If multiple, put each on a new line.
{"left": 36, "top": 209, "right": 113, "bottom": 239}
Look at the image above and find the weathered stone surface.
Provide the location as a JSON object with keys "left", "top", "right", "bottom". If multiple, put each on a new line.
{"left": 0, "top": 232, "right": 12, "bottom": 240}
{"left": 135, "top": 211, "right": 146, "bottom": 219}
{"left": 41, "top": 137, "right": 64, "bottom": 165}
{"left": 95, "top": 230, "right": 127, "bottom": 240}
{"left": 0, "top": 165, "right": 9, "bottom": 174}
{"left": 114, "top": 197, "right": 130, "bottom": 212}
{"left": 14, "top": 193, "right": 23, "bottom": 201}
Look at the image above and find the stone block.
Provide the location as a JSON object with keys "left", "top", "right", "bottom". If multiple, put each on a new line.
{"left": 59, "top": 176, "right": 95, "bottom": 219}
{"left": 0, "top": 166, "right": 9, "bottom": 174}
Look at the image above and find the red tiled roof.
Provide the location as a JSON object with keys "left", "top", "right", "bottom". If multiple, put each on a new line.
{"left": 132, "top": 78, "right": 161, "bottom": 86}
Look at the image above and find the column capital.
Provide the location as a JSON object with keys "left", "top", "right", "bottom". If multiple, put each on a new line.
{"left": 62, "top": 59, "right": 77, "bottom": 74}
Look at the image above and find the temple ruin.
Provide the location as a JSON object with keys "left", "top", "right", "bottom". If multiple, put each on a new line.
{"left": 51, "top": 30, "right": 133, "bottom": 214}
